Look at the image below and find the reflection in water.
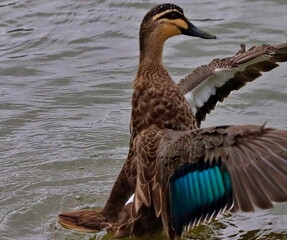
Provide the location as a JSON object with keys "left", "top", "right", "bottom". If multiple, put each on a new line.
{"left": 0, "top": 0, "right": 286, "bottom": 239}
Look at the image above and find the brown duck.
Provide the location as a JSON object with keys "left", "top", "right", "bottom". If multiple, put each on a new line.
{"left": 59, "top": 3, "right": 287, "bottom": 239}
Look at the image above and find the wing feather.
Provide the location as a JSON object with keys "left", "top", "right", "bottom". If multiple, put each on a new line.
{"left": 156, "top": 124, "right": 287, "bottom": 237}
{"left": 178, "top": 43, "right": 287, "bottom": 125}
{"left": 130, "top": 125, "right": 286, "bottom": 239}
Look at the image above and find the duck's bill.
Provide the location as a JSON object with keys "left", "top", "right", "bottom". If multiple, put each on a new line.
{"left": 181, "top": 21, "right": 216, "bottom": 39}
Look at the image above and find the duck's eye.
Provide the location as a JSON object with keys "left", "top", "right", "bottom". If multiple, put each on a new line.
{"left": 171, "top": 12, "right": 178, "bottom": 19}
{"left": 158, "top": 11, "right": 182, "bottom": 20}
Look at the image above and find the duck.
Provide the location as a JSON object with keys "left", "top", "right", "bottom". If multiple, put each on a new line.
{"left": 58, "top": 3, "right": 287, "bottom": 239}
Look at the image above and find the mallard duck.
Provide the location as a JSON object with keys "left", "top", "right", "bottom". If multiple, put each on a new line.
{"left": 59, "top": 3, "right": 287, "bottom": 239}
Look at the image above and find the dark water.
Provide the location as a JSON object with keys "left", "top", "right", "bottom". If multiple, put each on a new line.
{"left": 0, "top": 0, "right": 286, "bottom": 239}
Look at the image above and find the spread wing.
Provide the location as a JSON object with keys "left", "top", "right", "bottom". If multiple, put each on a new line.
{"left": 131, "top": 125, "right": 287, "bottom": 238}
{"left": 177, "top": 43, "right": 287, "bottom": 125}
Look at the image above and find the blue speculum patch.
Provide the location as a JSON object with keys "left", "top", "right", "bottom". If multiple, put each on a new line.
{"left": 169, "top": 160, "right": 232, "bottom": 234}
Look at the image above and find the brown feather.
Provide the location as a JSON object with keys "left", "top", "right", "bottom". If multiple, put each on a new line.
{"left": 58, "top": 208, "right": 107, "bottom": 233}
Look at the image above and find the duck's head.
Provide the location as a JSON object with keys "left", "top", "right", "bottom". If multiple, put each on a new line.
{"left": 139, "top": 3, "right": 216, "bottom": 64}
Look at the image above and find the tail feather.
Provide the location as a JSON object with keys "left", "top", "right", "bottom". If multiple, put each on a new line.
{"left": 58, "top": 208, "right": 107, "bottom": 233}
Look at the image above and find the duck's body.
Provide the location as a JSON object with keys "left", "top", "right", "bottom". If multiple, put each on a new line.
{"left": 59, "top": 3, "right": 287, "bottom": 239}
{"left": 103, "top": 5, "right": 201, "bottom": 221}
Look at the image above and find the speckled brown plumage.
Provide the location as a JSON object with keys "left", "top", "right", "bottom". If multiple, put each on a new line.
{"left": 132, "top": 64, "right": 197, "bottom": 136}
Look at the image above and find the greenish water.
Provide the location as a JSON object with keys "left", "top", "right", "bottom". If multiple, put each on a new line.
{"left": 0, "top": 0, "right": 286, "bottom": 239}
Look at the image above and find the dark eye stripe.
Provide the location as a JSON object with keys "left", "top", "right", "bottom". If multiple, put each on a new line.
{"left": 158, "top": 11, "right": 185, "bottom": 21}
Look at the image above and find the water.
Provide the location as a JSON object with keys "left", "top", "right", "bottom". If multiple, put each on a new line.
{"left": 0, "top": 0, "right": 286, "bottom": 239}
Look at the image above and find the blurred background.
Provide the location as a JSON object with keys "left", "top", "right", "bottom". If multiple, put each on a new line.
{"left": 0, "top": 0, "right": 286, "bottom": 239}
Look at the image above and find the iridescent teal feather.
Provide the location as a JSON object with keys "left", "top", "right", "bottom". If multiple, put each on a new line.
{"left": 170, "top": 161, "right": 232, "bottom": 235}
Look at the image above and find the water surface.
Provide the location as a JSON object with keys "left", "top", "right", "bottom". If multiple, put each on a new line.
{"left": 0, "top": 0, "right": 286, "bottom": 239}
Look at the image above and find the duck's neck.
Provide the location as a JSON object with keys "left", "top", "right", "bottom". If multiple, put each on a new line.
{"left": 139, "top": 33, "right": 165, "bottom": 66}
